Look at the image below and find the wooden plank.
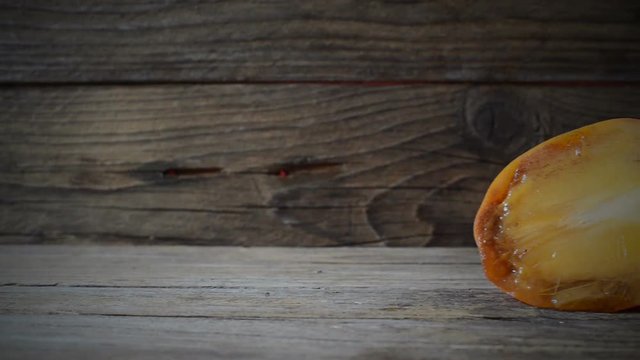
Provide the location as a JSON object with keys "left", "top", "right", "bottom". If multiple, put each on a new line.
{"left": 0, "top": 246, "right": 638, "bottom": 359}
{"left": 1, "top": 85, "right": 639, "bottom": 246}
{"left": 0, "top": 0, "right": 639, "bottom": 82}
{"left": 0, "top": 246, "right": 485, "bottom": 288}
{"left": 2, "top": 315, "right": 639, "bottom": 360}
{"left": 0, "top": 246, "right": 631, "bottom": 321}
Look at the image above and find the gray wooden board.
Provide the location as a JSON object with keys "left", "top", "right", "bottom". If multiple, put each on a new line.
{"left": 0, "top": 246, "right": 638, "bottom": 359}
{"left": 1, "top": 0, "right": 639, "bottom": 82}
{"left": 1, "top": 85, "right": 640, "bottom": 246}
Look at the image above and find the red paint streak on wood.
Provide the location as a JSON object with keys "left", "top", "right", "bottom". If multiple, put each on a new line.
{"left": 4, "top": 80, "right": 637, "bottom": 88}
{"left": 162, "top": 167, "right": 222, "bottom": 177}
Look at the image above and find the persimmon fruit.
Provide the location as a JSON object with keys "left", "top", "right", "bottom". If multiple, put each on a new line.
{"left": 474, "top": 118, "right": 639, "bottom": 312}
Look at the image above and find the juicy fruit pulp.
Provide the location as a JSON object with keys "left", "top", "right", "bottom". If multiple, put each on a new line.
{"left": 474, "top": 118, "right": 640, "bottom": 312}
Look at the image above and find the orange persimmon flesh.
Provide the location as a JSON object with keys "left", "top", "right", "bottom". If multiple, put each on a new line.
{"left": 474, "top": 118, "right": 640, "bottom": 312}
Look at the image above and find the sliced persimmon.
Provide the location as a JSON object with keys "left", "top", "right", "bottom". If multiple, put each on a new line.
{"left": 474, "top": 118, "right": 640, "bottom": 312}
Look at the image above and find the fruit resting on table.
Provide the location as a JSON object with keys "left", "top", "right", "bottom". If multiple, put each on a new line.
{"left": 474, "top": 118, "right": 639, "bottom": 312}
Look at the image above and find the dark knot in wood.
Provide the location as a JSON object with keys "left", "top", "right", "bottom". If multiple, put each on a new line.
{"left": 463, "top": 88, "right": 554, "bottom": 161}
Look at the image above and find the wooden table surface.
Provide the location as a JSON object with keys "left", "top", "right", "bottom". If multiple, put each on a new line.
{"left": 1, "top": 245, "right": 638, "bottom": 359}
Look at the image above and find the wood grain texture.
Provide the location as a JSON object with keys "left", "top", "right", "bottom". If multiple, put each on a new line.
{"left": 1, "top": 0, "right": 639, "bottom": 82}
{"left": 0, "top": 246, "right": 638, "bottom": 360}
{"left": 1, "top": 85, "right": 639, "bottom": 246}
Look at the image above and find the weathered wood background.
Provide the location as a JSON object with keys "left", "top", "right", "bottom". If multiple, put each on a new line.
{"left": 1, "top": 0, "right": 639, "bottom": 246}
{"left": 1, "top": 0, "right": 639, "bottom": 82}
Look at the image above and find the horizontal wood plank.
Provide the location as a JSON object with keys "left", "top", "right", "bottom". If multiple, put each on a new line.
{"left": 2, "top": 315, "right": 639, "bottom": 360}
{"left": 1, "top": 0, "right": 639, "bottom": 82}
{"left": 0, "top": 246, "right": 485, "bottom": 288}
{"left": 0, "top": 246, "right": 638, "bottom": 359}
{"left": 1, "top": 85, "right": 639, "bottom": 246}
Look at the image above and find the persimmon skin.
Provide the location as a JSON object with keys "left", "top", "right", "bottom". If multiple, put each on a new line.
{"left": 474, "top": 118, "right": 640, "bottom": 312}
